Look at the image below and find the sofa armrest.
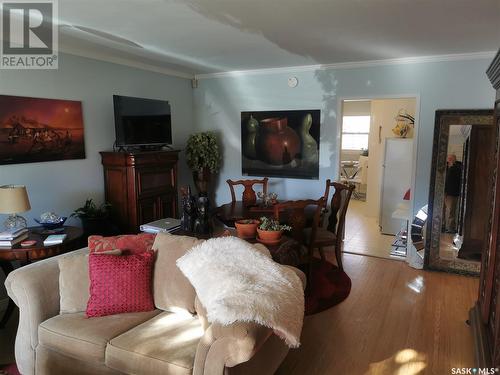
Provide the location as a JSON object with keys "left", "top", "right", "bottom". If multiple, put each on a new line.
{"left": 5, "top": 247, "right": 88, "bottom": 375}
{"left": 192, "top": 264, "right": 305, "bottom": 375}
{"left": 281, "top": 265, "right": 306, "bottom": 290}
{"left": 193, "top": 320, "right": 273, "bottom": 375}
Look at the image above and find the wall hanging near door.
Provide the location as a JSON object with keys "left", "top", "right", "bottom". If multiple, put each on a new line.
{"left": 241, "top": 110, "right": 320, "bottom": 179}
{"left": 0, "top": 94, "right": 85, "bottom": 165}
{"left": 392, "top": 109, "right": 415, "bottom": 138}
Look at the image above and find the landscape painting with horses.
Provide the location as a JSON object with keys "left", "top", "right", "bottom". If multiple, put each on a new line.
{"left": 0, "top": 95, "right": 85, "bottom": 165}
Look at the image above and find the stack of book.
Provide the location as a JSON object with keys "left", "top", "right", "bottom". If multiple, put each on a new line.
{"left": 0, "top": 228, "right": 29, "bottom": 248}
{"left": 140, "top": 218, "right": 181, "bottom": 234}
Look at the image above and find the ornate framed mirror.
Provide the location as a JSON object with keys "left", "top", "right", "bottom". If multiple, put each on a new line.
{"left": 425, "top": 110, "right": 495, "bottom": 275}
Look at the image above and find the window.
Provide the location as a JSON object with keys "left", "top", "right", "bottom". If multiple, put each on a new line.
{"left": 341, "top": 115, "right": 370, "bottom": 150}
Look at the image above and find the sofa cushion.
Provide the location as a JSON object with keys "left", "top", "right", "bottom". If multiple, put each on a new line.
{"left": 106, "top": 311, "right": 204, "bottom": 375}
{"left": 88, "top": 233, "right": 156, "bottom": 254}
{"left": 87, "top": 251, "right": 155, "bottom": 317}
{"left": 58, "top": 250, "right": 121, "bottom": 314}
{"left": 152, "top": 233, "right": 204, "bottom": 314}
{"left": 38, "top": 310, "right": 160, "bottom": 364}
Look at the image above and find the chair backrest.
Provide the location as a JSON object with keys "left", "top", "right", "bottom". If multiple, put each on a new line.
{"left": 273, "top": 198, "right": 325, "bottom": 245}
{"left": 322, "top": 180, "right": 355, "bottom": 237}
{"left": 226, "top": 178, "right": 268, "bottom": 203}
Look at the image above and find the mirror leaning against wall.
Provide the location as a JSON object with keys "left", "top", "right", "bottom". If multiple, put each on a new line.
{"left": 425, "top": 109, "right": 495, "bottom": 275}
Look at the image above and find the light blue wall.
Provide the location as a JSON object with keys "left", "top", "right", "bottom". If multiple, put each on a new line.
{"left": 193, "top": 58, "right": 495, "bottom": 213}
{"left": 0, "top": 53, "right": 194, "bottom": 226}
{"left": 0, "top": 55, "right": 495, "bottom": 226}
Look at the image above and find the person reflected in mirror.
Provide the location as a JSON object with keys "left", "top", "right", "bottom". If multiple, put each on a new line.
{"left": 444, "top": 154, "right": 462, "bottom": 233}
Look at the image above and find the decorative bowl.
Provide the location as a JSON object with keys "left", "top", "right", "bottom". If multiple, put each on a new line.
{"left": 34, "top": 216, "right": 67, "bottom": 229}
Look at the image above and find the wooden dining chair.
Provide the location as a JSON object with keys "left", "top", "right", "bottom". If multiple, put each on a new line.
{"left": 307, "top": 180, "right": 355, "bottom": 270}
{"left": 226, "top": 177, "right": 268, "bottom": 206}
{"left": 273, "top": 198, "right": 325, "bottom": 276}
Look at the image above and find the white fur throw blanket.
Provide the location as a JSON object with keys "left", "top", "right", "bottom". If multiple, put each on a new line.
{"left": 176, "top": 236, "right": 304, "bottom": 347}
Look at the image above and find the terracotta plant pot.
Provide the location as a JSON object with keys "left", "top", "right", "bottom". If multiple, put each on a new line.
{"left": 256, "top": 117, "right": 300, "bottom": 165}
{"left": 235, "top": 219, "right": 260, "bottom": 239}
{"left": 257, "top": 228, "right": 283, "bottom": 242}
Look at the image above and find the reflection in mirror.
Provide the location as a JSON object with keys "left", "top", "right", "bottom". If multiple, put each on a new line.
{"left": 425, "top": 110, "right": 495, "bottom": 275}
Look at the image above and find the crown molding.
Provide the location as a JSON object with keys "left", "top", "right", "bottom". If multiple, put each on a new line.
{"left": 195, "top": 51, "right": 497, "bottom": 80}
{"left": 59, "top": 45, "right": 195, "bottom": 80}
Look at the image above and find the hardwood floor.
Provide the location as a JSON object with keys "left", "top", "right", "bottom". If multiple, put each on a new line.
{"left": 277, "top": 253, "right": 479, "bottom": 375}
{"left": 344, "top": 200, "right": 401, "bottom": 260}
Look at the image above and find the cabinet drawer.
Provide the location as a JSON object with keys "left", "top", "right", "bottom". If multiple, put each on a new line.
{"left": 131, "top": 152, "right": 178, "bottom": 166}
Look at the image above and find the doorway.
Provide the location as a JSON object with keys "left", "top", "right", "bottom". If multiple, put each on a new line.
{"left": 339, "top": 97, "right": 418, "bottom": 260}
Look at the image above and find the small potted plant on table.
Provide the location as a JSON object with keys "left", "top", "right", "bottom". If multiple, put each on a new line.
{"left": 71, "top": 199, "right": 112, "bottom": 236}
{"left": 235, "top": 219, "right": 260, "bottom": 239}
{"left": 256, "top": 216, "right": 291, "bottom": 245}
{"left": 185, "top": 132, "right": 221, "bottom": 197}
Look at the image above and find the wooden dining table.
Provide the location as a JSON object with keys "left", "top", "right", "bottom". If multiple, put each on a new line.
{"left": 215, "top": 201, "right": 276, "bottom": 225}
{"left": 215, "top": 200, "right": 319, "bottom": 228}
{"left": 173, "top": 219, "right": 306, "bottom": 268}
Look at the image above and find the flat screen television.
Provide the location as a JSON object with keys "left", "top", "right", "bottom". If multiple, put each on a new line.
{"left": 113, "top": 95, "right": 172, "bottom": 147}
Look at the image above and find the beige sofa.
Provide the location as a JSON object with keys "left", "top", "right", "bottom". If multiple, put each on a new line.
{"left": 5, "top": 234, "right": 305, "bottom": 375}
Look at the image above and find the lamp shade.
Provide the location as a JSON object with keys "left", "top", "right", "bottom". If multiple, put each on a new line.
{"left": 0, "top": 185, "right": 31, "bottom": 214}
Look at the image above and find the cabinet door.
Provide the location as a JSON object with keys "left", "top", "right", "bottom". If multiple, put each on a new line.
{"left": 480, "top": 98, "right": 500, "bottom": 365}
{"left": 491, "top": 99, "right": 500, "bottom": 365}
{"left": 158, "top": 194, "right": 176, "bottom": 219}
{"left": 137, "top": 167, "right": 175, "bottom": 197}
{"left": 138, "top": 198, "right": 158, "bottom": 227}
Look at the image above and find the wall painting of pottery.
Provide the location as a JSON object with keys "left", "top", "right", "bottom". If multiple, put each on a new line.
{"left": 241, "top": 110, "right": 320, "bottom": 179}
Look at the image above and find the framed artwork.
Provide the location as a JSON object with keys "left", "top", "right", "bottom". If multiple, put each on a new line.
{"left": 0, "top": 94, "right": 85, "bottom": 165}
{"left": 241, "top": 109, "right": 320, "bottom": 179}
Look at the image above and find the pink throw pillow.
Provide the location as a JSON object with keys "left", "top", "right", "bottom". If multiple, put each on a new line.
{"left": 86, "top": 251, "right": 155, "bottom": 317}
{"left": 88, "top": 233, "right": 155, "bottom": 254}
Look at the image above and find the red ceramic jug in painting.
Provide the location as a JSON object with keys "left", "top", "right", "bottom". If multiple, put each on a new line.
{"left": 256, "top": 117, "right": 300, "bottom": 165}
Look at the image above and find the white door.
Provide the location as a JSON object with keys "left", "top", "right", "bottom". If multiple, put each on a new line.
{"left": 380, "top": 138, "right": 412, "bottom": 235}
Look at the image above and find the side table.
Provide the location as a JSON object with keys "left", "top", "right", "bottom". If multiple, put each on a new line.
{"left": 0, "top": 226, "right": 84, "bottom": 328}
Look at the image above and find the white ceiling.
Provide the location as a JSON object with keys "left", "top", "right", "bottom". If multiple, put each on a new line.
{"left": 58, "top": 0, "right": 500, "bottom": 77}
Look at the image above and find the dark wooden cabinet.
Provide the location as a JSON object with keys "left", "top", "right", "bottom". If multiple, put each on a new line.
{"left": 470, "top": 50, "right": 500, "bottom": 367}
{"left": 458, "top": 125, "right": 496, "bottom": 259}
{"left": 100, "top": 150, "right": 179, "bottom": 233}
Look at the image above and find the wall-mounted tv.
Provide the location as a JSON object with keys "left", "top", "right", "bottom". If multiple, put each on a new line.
{"left": 113, "top": 95, "right": 172, "bottom": 147}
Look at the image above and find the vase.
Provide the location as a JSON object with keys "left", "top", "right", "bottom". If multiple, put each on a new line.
{"left": 299, "top": 113, "right": 319, "bottom": 163}
{"left": 242, "top": 115, "right": 259, "bottom": 160}
{"left": 192, "top": 168, "right": 211, "bottom": 196}
{"left": 256, "top": 117, "right": 300, "bottom": 165}
{"left": 81, "top": 217, "right": 116, "bottom": 236}
{"left": 242, "top": 183, "right": 257, "bottom": 207}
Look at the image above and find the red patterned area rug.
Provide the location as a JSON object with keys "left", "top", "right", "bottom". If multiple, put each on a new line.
{"left": 0, "top": 364, "right": 20, "bottom": 375}
{"left": 305, "top": 258, "right": 352, "bottom": 315}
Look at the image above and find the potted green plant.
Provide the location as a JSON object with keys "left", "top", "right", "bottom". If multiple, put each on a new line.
{"left": 235, "top": 219, "right": 260, "bottom": 239}
{"left": 185, "top": 132, "right": 221, "bottom": 196}
{"left": 71, "top": 199, "right": 111, "bottom": 235}
{"left": 256, "top": 216, "right": 291, "bottom": 242}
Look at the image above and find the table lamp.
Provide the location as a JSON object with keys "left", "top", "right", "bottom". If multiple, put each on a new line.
{"left": 0, "top": 185, "right": 31, "bottom": 230}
